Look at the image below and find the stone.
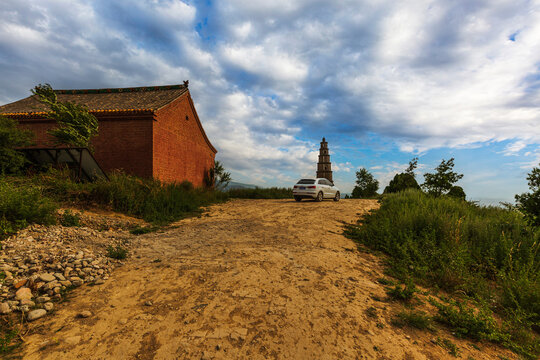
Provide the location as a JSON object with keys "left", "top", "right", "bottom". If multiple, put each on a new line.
{"left": 78, "top": 310, "right": 92, "bottom": 318}
{"left": 36, "top": 296, "right": 51, "bottom": 303}
{"left": 94, "top": 279, "right": 104, "bottom": 285}
{"left": 119, "top": 318, "right": 128, "bottom": 325}
{"left": 15, "top": 287, "right": 33, "bottom": 301}
{"left": 54, "top": 273, "right": 66, "bottom": 281}
{"left": 64, "top": 336, "right": 81, "bottom": 345}
{"left": 20, "top": 299, "right": 35, "bottom": 307}
{"left": 27, "top": 309, "right": 47, "bottom": 321}
{"left": 13, "top": 279, "right": 27, "bottom": 289}
{"left": 43, "top": 302, "right": 54, "bottom": 311}
{"left": 144, "top": 301, "right": 153, "bottom": 306}
{"left": 0, "top": 302, "right": 11, "bottom": 314}
{"left": 39, "top": 273, "right": 56, "bottom": 282}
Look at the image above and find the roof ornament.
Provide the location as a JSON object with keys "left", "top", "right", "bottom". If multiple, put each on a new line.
{"left": 322, "top": 137, "right": 325, "bottom": 142}
{"left": 183, "top": 80, "right": 189, "bottom": 88}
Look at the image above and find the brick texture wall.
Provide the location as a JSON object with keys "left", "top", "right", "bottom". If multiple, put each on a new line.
{"left": 17, "top": 114, "right": 154, "bottom": 178}
{"left": 153, "top": 92, "right": 216, "bottom": 187}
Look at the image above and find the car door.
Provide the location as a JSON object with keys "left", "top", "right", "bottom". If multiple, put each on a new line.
{"left": 321, "top": 179, "right": 332, "bottom": 198}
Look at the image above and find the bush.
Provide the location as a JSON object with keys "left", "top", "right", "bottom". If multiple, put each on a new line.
{"left": 106, "top": 245, "right": 128, "bottom": 260}
{"left": 0, "top": 116, "right": 34, "bottom": 174}
{"left": 227, "top": 187, "right": 292, "bottom": 199}
{"left": 0, "top": 178, "right": 57, "bottom": 237}
{"left": 391, "top": 310, "right": 433, "bottom": 330}
{"left": 384, "top": 173, "right": 420, "bottom": 194}
{"left": 344, "top": 189, "right": 540, "bottom": 358}
{"left": 387, "top": 279, "right": 417, "bottom": 302}
{"left": 515, "top": 164, "right": 540, "bottom": 227}
{"left": 447, "top": 186, "right": 466, "bottom": 201}
{"left": 59, "top": 209, "right": 80, "bottom": 227}
{"left": 352, "top": 168, "right": 379, "bottom": 198}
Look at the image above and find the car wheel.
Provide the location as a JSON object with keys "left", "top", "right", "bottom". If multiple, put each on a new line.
{"left": 294, "top": 196, "right": 301, "bottom": 202}
{"left": 334, "top": 192, "right": 340, "bottom": 202}
{"left": 316, "top": 191, "right": 323, "bottom": 202}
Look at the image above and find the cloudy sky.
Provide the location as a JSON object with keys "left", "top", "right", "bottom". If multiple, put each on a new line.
{"left": 1, "top": 0, "right": 539, "bottom": 203}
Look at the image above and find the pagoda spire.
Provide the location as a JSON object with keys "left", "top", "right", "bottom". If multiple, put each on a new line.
{"left": 316, "top": 137, "right": 333, "bottom": 182}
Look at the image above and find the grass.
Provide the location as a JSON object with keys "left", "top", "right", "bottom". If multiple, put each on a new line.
{"left": 227, "top": 187, "right": 293, "bottom": 199}
{"left": 386, "top": 279, "right": 417, "bottom": 302}
{"left": 129, "top": 225, "right": 159, "bottom": 235}
{"left": 391, "top": 310, "right": 433, "bottom": 330}
{"left": 0, "top": 317, "right": 21, "bottom": 358}
{"left": 344, "top": 189, "right": 540, "bottom": 359}
{"left": 0, "top": 178, "right": 57, "bottom": 238}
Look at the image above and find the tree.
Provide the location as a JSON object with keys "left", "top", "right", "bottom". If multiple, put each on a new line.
{"left": 515, "top": 164, "right": 540, "bottom": 227}
{"left": 0, "top": 116, "right": 34, "bottom": 174}
{"left": 204, "top": 160, "right": 231, "bottom": 190}
{"left": 32, "top": 84, "right": 98, "bottom": 149}
{"left": 384, "top": 173, "right": 420, "bottom": 194}
{"left": 352, "top": 168, "right": 379, "bottom": 198}
{"left": 405, "top": 156, "right": 418, "bottom": 177}
{"left": 422, "top": 158, "right": 463, "bottom": 197}
{"left": 447, "top": 185, "right": 466, "bottom": 201}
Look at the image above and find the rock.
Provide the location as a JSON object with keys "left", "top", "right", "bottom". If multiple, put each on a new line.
{"left": 27, "top": 309, "right": 47, "bottom": 321}
{"left": 78, "top": 310, "right": 92, "bottom": 318}
{"left": 15, "top": 287, "right": 33, "bottom": 301}
{"left": 64, "top": 336, "right": 81, "bottom": 345}
{"left": 119, "top": 318, "right": 128, "bottom": 325}
{"left": 36, "top": 296, "right": 51, "bottom": 303}
{"left": 19, "top": 305, "right": 31, "bottom": 313}
{"left": 13, "top": 279, "right": 27, "bottom": 289}
{"left": 43, "top": 302, "right": 54, "bottom": 311}
{"left": 54, "top": 273, "right": 66, "bottom": 281}
{"left": 39, "top": 273, "right": 56, "bottom": 282}
{"left": 0, "top": 302, "right": 11, "bottom": 314}
{"left": 144, "top": 301, "right": 153, "bottom": 306}
{"left": 20, "top": 299, "right": 35, "bottom": 307}
{"left": 94, "top": 279, "right": 104, "bottom": 285}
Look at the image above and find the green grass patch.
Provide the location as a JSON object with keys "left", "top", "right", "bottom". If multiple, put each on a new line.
{"left": 226, "top": 187, "right": 292, "bottom": 199}
{"left": 344, "top": 189, "right": 540, "bottom": 358}
{"left": 391, "top": 310, "right": 433, "bottom": 330}
{"left": 387, "top": 279, "right": 417, "bottom": 302}
{"left": 0, "top": 317, "right": 22, "bottom": 358}
{"left": 129, "top": 225, "right": 159, "bottom": 235}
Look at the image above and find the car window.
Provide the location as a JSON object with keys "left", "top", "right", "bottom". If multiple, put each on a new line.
{"left": 297, "top": 179, "right": 315, "bottom": 184}
{"left": 318, "top": 179, "right": 328, "bottom": 185}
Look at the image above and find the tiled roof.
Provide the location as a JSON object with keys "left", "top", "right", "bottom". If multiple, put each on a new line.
{"left": 0, "top": 84, "right": 189, "bottom": 116}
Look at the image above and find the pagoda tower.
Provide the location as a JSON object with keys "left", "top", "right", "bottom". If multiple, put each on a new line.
{"left": 316, "top": 137, "right": 333, "bottom": 182}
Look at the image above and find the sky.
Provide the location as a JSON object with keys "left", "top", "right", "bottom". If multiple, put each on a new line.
{"left": 1, "top": 0, "right": 539, "bottom": 203}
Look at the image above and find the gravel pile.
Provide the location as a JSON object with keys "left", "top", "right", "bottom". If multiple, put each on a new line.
{"left": 0, "top": 211, "right": 140, "bottom": 321}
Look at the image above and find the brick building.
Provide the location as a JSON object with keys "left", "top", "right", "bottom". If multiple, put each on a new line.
{"left": 0, "top": 83, "right": 217, "bottom": 187}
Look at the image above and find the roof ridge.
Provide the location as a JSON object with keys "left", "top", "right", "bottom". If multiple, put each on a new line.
{"left": 54, "top": 82, "right": 188, "bottom": 95}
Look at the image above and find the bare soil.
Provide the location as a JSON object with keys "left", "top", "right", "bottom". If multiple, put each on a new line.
{"left": 22, "top": 199, "right": 515, "bottom": 359}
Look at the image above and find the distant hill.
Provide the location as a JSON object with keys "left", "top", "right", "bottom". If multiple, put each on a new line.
{"left": 224, "top": 181, "right": 258, "bottom": 190}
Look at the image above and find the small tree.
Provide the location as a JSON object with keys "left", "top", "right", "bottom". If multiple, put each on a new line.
{"left": 447, "top": 185, "right": 466, "bottom": 201}
{"left": 204, "top": 160, "right": 231, "bottom": 190}
{"left": 384, "top": 173, "right": 420, "bottom": 194}
{"left": 0, "top": 115, "right": 34, "bottom": 174}
{"left": 32, "top": 84, "right": 98, "bottom": 149}
{"left": 352, "top": 168, "right": 379, "bottom": 198}
{"left": 422, "top": 158, "right": 463, "bottom": 197}
{"left": 515, "top": 164, "right": 540, "bottom": 227}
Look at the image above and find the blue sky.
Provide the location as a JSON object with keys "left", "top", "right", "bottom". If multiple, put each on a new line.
{"left": 1, "top": 0, "right": 539, "bottom": 203}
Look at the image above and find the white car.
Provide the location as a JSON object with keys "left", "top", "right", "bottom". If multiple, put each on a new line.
{"left": 293, "top": 178, "right": 340, "bottom": 202}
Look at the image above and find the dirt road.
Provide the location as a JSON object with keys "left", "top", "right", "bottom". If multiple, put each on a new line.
{"left": 23, "top": 199, "right": 514, "bottom": 359}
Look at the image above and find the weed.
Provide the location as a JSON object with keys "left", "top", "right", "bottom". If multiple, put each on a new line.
{"left": 365, "top": 306, "right": 378, "bottom": 319}
{"left": 0, "top": 317, "right": 21, "bottom": 358}
{"left": 377, "top": 277, "right": 395, "bottom": 286}
{"left": 436, "top": 337, "right": 460, "bottom": 357}
{"left": 130, "top": 225, "right": 158, "bottom": 235}
{"left": 387, "top": 279, "right": 417, "bottom": 302}
{"left": 391, "top": 310, "right": 433, "bottom": 330}
{"left": 59, "top": 209, "right": 80, "bottom": 227}
{"left": 106, "top": 245, "right": 128, "bottom": 260}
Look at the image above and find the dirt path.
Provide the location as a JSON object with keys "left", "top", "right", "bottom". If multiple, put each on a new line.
{"left": 22, "top": 199, "right": 515, "bottom": 359}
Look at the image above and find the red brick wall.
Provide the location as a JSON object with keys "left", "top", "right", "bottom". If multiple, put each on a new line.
{"left": 153, "top": 92, "right": 216, "bottom": 187}
{"left": 17, "top": 114, "right": 154, "bottom": 178}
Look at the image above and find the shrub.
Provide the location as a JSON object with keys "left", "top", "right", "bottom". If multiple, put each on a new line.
{"left": 515, "top": 164, "right": 540, "bottom": 227}
{"left": 391, "top": 310, "right": 433, "bottom": 330}
{"left": 227, "top": 187, "right": 292, "bottom": 199}
{"left": 384, "top": 173, "right": 420, "bottom": 194}
{"left": 0, "top": 178, "right": 57, "bottom": 237}
{"left": 130, "top": 226, "right": 158, "bottom": 235}
{"left": 387, "top": 279, "right": 417, "bottom": 302}
{"left": 106, "top": 245, "right": 128, "bottom": 260}
{"left": 422, "top": 158, "right": 463, "bottom": 197}
{"left": 59, "top": 209, "right": 80, "bottom": 227}
{"left": 0, "top": 116, "right": 34, "bottom": 174}
{"left": 352, "top": 168, "right": 379, "bottom": 198}
{"left": 447, "top": 186, "right": 466, "bottom": 201}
